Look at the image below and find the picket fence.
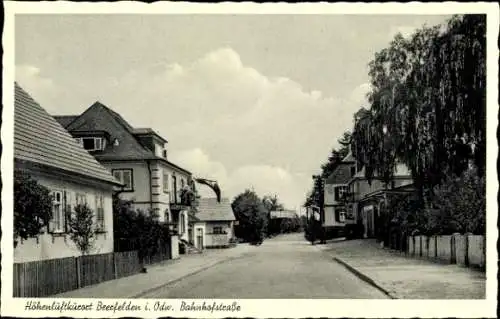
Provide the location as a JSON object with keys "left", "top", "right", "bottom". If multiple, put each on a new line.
{"left": 13, "top": 248, "right": 171, "bottom": 297}
{"left": 406, "top": 233, "right": 486, "bottom": 270}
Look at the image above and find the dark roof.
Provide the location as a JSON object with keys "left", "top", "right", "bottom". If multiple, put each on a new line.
{"left": 14, "top": 83, "right": 121, "bottom": 186}
{"left": 326, "top": 163, "right": 355, "bottom": 185}
{"left": 58, "top": 101, "right": 190, "bottom": 175}
{"left": 195, "top": 198, "right": 236, "bottom": 222}
{"left": 53, "top": 115, "right": 78, "bottom": 128}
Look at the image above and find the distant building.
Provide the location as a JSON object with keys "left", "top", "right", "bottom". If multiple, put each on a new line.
{"left": 14, "top": 83, "right": 122, "bottom": 262}
{"left": 189, "top": 198, "right": 236, "bottom": 249}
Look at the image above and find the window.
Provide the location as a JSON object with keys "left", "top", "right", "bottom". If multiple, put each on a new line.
{"left": 76, "top": 193, "right": 87, "bottom": 206}
{"left": 335, "top": 186, "right": 348, "bottom": 201}
{"left": 79, "top": 137, "right": 105, "bottom": 151}
{"left": 96, "top": 194, "right": 105, "bottom": 231}
{"left": 162, "top": 149, "right": 168, "bottom": 159}
{"left": 213, "top": 226, "right": 224, "bottom": 234}
{"left": 163, "top": 172, "right": 170, "bottom": 193}
{"left": 350, "top": 166, "right": 356, "bottom": 177}
{"left": 112, "top": 169, "right": 133, "bottom": 191}
{"left": 51, "top": 191, "right": 64, "bottom": 232}
{"left": 180, "top": 179, "right": 185, "bottom": 189}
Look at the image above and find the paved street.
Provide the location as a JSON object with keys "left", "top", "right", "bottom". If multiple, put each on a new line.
{"left": 138, "top": 233, "right": 388, "bottom": 299}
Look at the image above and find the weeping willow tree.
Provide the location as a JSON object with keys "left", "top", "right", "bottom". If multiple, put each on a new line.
{"left": 352, "top": 14, "right": 486, "bottom": 206}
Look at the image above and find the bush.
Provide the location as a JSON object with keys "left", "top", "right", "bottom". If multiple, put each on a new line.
{"left": 424, "top": 167, "right": 485, "bottom": 235}
{"left": 69, "top": 204, "right": 97, "bottom": 255}
{"left": 14, "top": 172, "right": 52, "bottom": 247}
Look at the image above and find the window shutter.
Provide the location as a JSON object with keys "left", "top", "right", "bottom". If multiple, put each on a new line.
{"left": 334, "top": 187, "right": 340, "bottom": 201}
{"left": 335, "top": 208, "right": 340, "bottom": 222}
{"left": 64, "top": 191, "right": 71, "bottom": 233}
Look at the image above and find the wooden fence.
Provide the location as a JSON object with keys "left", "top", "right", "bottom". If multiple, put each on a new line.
{"left": 13, "top": 248, "right": 166, "bottom": 297}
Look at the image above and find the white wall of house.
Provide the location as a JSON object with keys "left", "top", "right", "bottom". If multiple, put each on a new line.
{"left": 171, "top": 235, "right": 180, "bottom": 259}
{"left": 204, "top": 221, "right": 233, "bottom": 247}
{"left": 14, "top": 172, "right": 114, "bottom": 263}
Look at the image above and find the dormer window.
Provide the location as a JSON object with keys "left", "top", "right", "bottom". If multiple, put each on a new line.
{"left": 162, "top": 149, "right": 168, "bottom": 159}
{"left": 75, "top": 137, "right": 105, "bottom": 151}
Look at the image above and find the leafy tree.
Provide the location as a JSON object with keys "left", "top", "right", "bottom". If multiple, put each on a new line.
{"left": 14, "top": 172, "right": 52, "bottom": 247}
{"left": 113, "top": 195, "right": 170, "bottom": 268}
{"left": 232, "top": 190, "right": 268, "bottom": 243}
{"left": 424, "top": 167, "right": 485, "bottom": 235}
{"left": 352, "top": 14, "right": 486, "bottom": 203}
{"left": 69, "top": 204, "right": 97, "bottom": 255}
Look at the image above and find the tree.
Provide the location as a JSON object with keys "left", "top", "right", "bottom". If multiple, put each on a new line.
{"left": 14, "top": 172, "right": 52, "bottom": 247}
{"left": 69, "top": 204, "right": 97, "bottom": 255}
{"left": 304, "top": 131, "right": 351, "bottom": 207}
{"left": 263, "top": 194, "right": 285, "bottom": 236}
{"left": 352, "top": 14, "right": 486, "bottom": 204}
{"left": 112, "top": 195, "right": 170, "bottom": 270}
{"left": 232, "top": 190, "right": 268, "bottom": 243}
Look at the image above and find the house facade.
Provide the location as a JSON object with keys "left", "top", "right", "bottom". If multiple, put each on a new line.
{"left": 188, "top": 198, "right": 236, "bottom": 249}
{"left": 14, "top": 83, "right": 122, "bottom": 263}
{"left": 346, "top": 161, "right": 413, "bottom": 238}
{"left": 323, "top": 154, "right": 357, "bottom": 237}
{"left": 54, "top": 102, "right": 193, "bottom": 251}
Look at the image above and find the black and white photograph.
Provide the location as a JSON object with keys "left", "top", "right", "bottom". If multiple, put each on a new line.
{"left": 1, "top": 2, "right": 498, "bottom": 318}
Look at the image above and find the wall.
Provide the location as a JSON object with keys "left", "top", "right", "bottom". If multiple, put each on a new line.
{"left": 14, "top": 172, "right": 114, "bottom": 263}
{"left": 323, "top": 206, "right": 346, "bottom": 227}
{"left": 204, "top": 221, "right": 232, "bottom": 247}
{"left": 406, "top": 234, "right": 485, "bottom": 271}
{"left": 171, "top": 235, "right": 180, "bottom": 259}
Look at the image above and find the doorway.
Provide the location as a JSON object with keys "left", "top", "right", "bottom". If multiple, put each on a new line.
{"left": 196, "top": 228, "right": 204, "bottom": 249}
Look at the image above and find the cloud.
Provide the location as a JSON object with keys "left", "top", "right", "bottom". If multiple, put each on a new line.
{"left": 16, "top": 48, "right": 363, "bottom": 209}
{"left": 15, "top": 65, "right": 59, "bottom": 104}
{"left": 349, "top": 82, "right": 372, "bottom": 107}
{"left": 170, "top": 148, "right": 309, "bottom": 210}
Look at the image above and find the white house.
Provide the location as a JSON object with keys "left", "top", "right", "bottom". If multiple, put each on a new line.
{"left": 14, "top": 83, "right": 122, "bottom": 263}
{"left": 189, "top": 198, "right": 236, "bottom": 249}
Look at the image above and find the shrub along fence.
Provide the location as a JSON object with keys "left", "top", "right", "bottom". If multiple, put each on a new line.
{"left": 405, "top": 233, "right": 486, "bottom": 271}
{"left": 13, "top": 248, "right": 171, "bottom": 297}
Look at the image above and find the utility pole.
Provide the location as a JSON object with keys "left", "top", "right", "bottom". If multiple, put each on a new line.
{"left": 312, "top": 174, "right": 326, "bottom": 244}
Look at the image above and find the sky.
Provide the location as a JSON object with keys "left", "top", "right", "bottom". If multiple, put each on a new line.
{"left": 15, "top": 14, "right": 451, "bottom": 211}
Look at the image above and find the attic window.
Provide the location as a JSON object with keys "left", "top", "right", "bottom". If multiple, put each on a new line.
{"left": 79, "top": 137, "right": 105, "bottom": 151}
{"left": 162, "top": 149, "right": 167, "bottom": 158}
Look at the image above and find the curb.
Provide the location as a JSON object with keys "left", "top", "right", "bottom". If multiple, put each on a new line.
{"left": 333, "top": 257, "right": 397, "bottom": 299}
{"left": 131, "top": 253, "right": 248, "bottom": 298}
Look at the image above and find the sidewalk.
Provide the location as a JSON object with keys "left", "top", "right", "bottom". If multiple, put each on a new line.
{"left": 54, "top": 244, "right": 256, "bottom": 298}
{"left": 318, "top": 239, "right": 486, "bottom": 299}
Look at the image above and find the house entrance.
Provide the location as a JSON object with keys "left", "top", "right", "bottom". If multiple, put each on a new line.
{"left": 196, "top": 228, "right": 204, "bottom": 249}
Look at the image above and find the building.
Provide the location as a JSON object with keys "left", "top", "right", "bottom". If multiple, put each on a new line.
{"left": 54, "top": 101, "right": 193, "bottom": 250}
{"left": 323, "top": 153, "right": 357, "bottom": 237}
{"left": 14, "top": 83, "right": 122, "bottom": 262}
{"left": 188, "top": 198, "right": 236, "bottom": 249}
{"left": 346, "top": 160, "right": 413, "bottom": 238}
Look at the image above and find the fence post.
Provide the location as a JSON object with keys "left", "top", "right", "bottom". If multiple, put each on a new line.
{"left": 464, "top": 233, "right": 470, "bottom": 266}
{"left": 76, "top": 256, "right": 82, "bottom": 288}
{"left": 113, "top": 253, "right": 118, "bottom": 280}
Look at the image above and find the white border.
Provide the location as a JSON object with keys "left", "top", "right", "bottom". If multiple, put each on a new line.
{"left": 2, "top": 2, "right": 499, "bottom": 318}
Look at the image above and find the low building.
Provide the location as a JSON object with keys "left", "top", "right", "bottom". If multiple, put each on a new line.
{"left": 14, "top": 83, "right": 122, "bottom": 262}
{"left": 189, "top": 198, "right": 236, "bottom": 249}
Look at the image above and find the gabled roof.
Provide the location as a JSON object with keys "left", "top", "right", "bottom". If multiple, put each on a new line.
{"left": 56, "top": 101, "right": 190, "bottom": 174}
{"left": 53, "top": 115, "right": 78, "bottom": 128}
{"left": 342, "top": 151, "right": 355, "bottom": 163}
{"left": 195, "top": 198, "right": 236, "bottom": 222}
{"left": 14, "top": 83, "right": 121, "bottom": 186}
{"left": 326, "top": 162, "right": 355, "bottom": 185}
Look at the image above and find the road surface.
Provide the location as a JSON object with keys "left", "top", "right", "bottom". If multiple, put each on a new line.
{"left": 140, "top": 233, "right": 389, "bottom": 298}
